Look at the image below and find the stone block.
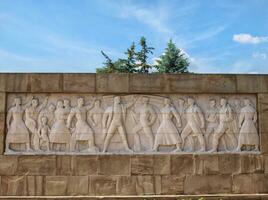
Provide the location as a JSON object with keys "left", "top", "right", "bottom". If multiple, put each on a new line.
{"left": 117, "top": 176, "right": 138, "bottom": 195}
{"left": 99, "top": 155, "right": 130, "bottom": 175}
{"left": 239, "top": 154, "right": 263, "bottom": 174}
{"left": 258, "top": 93, "right": 268, "bottom": 134}
{"left": 264, "top": 155, "right": 268, "bottom": 173}
{"left": 134, "top": 176, "right": 155, "bottom": 195}
{"left": 1, "top": 176, "right": 27, "bottom": 195}
{"left": 56, "top": 156, "right": 73, "bottom": 175}
{"left": 218, "top": 154, "right": 240, "bottom": 174}
{"left": 166, "top": 74, "right": 236, "bottom": 93}
{"left": 67, "top": 176, "right": 89, "bottom": 195}
{"left": 90, "top": 175, "right": 118, "bottom": 196}
{"left": 0, "top": 73, "right": 30, "bottom": 92}
{"left": 154, "top": 155, "right": 170, "bottom": 175}
{"left": 161, "top": 175, "right": 184, "bottom": 195}
{"left": 261, "top": 133, "right": 268, "bottom": 154}
{"left": 26, "top": 176, "right": 44, "bottom": 196}
{"left": 171, "top": 154, "right": 193, "bottom": 175}
{"left": 0, "top": 113, "right": 5, "bottom": 154}
{"left": 232, "top": 174, "right": 254, "bottom": 194}
{"left": 45, "top": 176, "right": 67, "bottom": 196}
{"left": 73, "top": 156, "right": 98, "bottom": 175}
{"left": 0, "top": 155, "right": 18, "bottom": 175}
{"left": 194, "top": 154, "right": 219, "bottom": 175}
{"left": 96, "top": 73, "right": 129, "bottom": 93}
{"left": 0, "top": 92, "right": 6, "bottom": 113}
{"left": 184, "top": 175, "right": 232, "bottom": 194}
{"left": 259, "top": 75, "right": 268, "bottom": 93}
{"left": 129, "top": 74, "right": 167, "bottom": 93}
{"left": 131, "top": 155, "right": 154, "bottom": 175}
{"left": 31, "top": 74, "right": 62, "bottom": 92}
{"left": 236, "top": 74, "right": 259, "bottom": 93}
{"left": 252, "top": 174, "right": 268, "bottom": 193}
{"left": 63, "top": 73, "right": 95, "bottom": 92}
{"left": 17, "top": 156, "right": 56, "bottom": 175}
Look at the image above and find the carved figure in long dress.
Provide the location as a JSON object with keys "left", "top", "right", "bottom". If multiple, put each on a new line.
{"left": 204, "top": 99, "right": 219, "bottom": 150}
{"left": 5, "top": 97, "right": 32, "bottom": 152}
{"left": 153, "top": 98, "right": 182, "bottom": 152}
{"left": 25, "top": 97, "right": 48, "bottom": 151}
{"left": 38, "top": 103, "right": 56, "bottom": 128}
{"left": 210, "top": 98, "right": 237, "bottom": 152}
{"left": 233, "top": 98, "right": 241, "bottom": 137}
{"left": 67, "top": 97, "right": 98, "bottom": 152}
{"left": 50, "top": 100, "right": 71, "bottom": 151}
{"left": 236, "top": 99, "right": 259, "bottom": 151}
{"left": 132, "top": 96, "right": 157, "bottom": 151}
{"left": 181, "top": 97, "right": 205, "bottom": 152}
{"left": 102, "top": 96, "right": 137, "bottom": 153}
{"left": 38, "top": 116, "right": 50, "bottom": 151}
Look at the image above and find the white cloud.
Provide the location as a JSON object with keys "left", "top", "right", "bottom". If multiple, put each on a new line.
{"left": 233, "top": 33, "right": 268, "bottom": 44}
{"left": 252, "top": 52, "right": 267, "bottom": 60}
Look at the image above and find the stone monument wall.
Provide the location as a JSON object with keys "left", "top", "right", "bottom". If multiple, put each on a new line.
{"left": 0, "top": 73, "right": 267, "bottom": 197}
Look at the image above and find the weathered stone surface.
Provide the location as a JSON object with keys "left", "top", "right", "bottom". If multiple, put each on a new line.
{"left": 236, "top": 74, "right": 259, "bottom": 93}
{"left": 239, "top": 154, "right": 263, "bottom": 174}
{"left": 0, "top": 92, "right": 6, "bottom": 113}
{"left": 0, "top": 113, "right": 5, "bottom": 154}
{"left": 166, "top": 74, "right": 236, "bottom": 93}
{"left": 96, "top": 74, "right": 129, "bottom": 93}
{"left": 45, "top": 176, "right": 67, "bottom": 196}
{"left": 252, "top": 174, "right": 268, "bottom": 193}
{"left": 99, "top": 155, "right": 130, "bottom": 175}
{"left": 31, "top": 74, "right": 62, "bottom": 92}
{"left": 154, "top": 155, "right": 170, "bottom": 175}
{"left": 73, "top": 156, "right": 98, "bottom": 175}
{"left": 17, "top": 156, "right": 56, "bottom": 175}
{"left": 90, "top": 175, "right": 118, "bottom": 196}
{"left": 129, "top": 74, "right": 167, "bottom": 93}
{"left": 131, "top": 155, "right": 154, "bottom": 175}
{"left": 259, "top": 75, "right": 268, "bottom": 93}
{"left": 261, "top": 133, "right": 268, "bottom": 154}
{"left": 258, "top": 93, "right": 268, "bottom": 134}
{"left": 161, "top": 175, "right": 184, "bottom": 195}
{"left": 63, "top": 73, "right": 95, "bottom": 92}
{"left": 171, "top": 155, "right": 193, "bottom": 175}
{"left": 194, "top": 155, "right": 219, "bottom": 175}
{"left": 56, "top": 156, "right": 73, "bottom": 175}
{"left": 0, "top": 73, "right": 30, "bottom": 92}
{"left": 1, "top": 176, "right": 27, "bottom": 195}
{"left": 184, "top": 175, "right": 232, "bottom": 194}
{"left": 233, "top": 174, "right": 254, "bottom": 194}
{"left": 67, "top": 176, "right": 89, "bottom": 195}
{"left": 0, "top": 155, "right": 18, "bottom": 175}
{"left": 218, "top": 154, "right": 240, "bottom": 174}
{"left": 26, "top": 176, "right": 44, "bottom": 196}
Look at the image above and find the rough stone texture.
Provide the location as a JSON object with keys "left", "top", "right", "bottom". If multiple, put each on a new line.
{"left": 171, "top": 155, "right": 193, "bottom": 175}
{"left": 63, "top": 73, "right": 95, "bottom": 93}
{"left": 258, "top": 93, "right": 268, "bottom": 135}
{"left": 194, "top": 154, "right": 219, "bottom": 175}
{"left": 99, "top": 155, "right": 130, "bottom": 175}
{"left": 233, "top": 174, "right": 254, "bottom": 194}
{"left": 0, "top": 113, "right": 5, "bottom": 154}
{"left": 161, "top": 176, "right": 184, "bottom": 194}
{"left": 239, "top": 154, "right": 263, "bottom": 174}
{"left": 26, "top": 176, "right": 44, "bottom": 196}
{"left": 236, "top": 74, "right": 259, "bottom": 93}
{"left": 1, "top": 176, "right": 27, "bottom": 196}
{"left": 218, "top": 154, "right": 241, "bottom": 174}
{"left": 0, "top": 155, "right": 18, "bottom": 175}
{"left": 184, "top": 175, "right": 232, "bottom": 194}
{"left": 154, "top": 155, "right": 170, "bottom": 175}
{"left": 0, "top": 73, "right": 30, "bottom": 92}
{"left": 72, "top": 156, "right": 98, "bottom": 175}
{"left": 0, "top": 93, "right": 6, "bottom": 114}
{"left": 90, "top": 175, "right": 118, "bottom": 196}
{"left": 17, "top": 156, "right": 56, "bottom": 175}
{"left": 67, "top": 176, "right": 89, "bottom": 195}
{"left": 96, "top": 74, "right": 129, "bottom": 93}
{"left": 56, "top": 156, "right": 73, "bottom": 176}
{"left": 31, "top": 74, "right": 62, "bottom": 92}
{"left": 259, "top": 75, "right": 268, "bottom": 93}
{"left": 131, "top": 155, "right": 154, "bottom": 175}
{"left": 45, "top": 176, "right": 68, "bottom": 196}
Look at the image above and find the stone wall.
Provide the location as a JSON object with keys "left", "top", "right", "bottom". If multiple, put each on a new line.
{"left": 0, "top": 73, "right": 268, "bottom": 198}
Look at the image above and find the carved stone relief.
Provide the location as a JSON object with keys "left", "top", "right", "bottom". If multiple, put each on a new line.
{"left": 5, "top": 94, "right": 259, "bottom": 154}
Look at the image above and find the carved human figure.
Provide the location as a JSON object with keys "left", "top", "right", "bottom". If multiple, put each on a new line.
{"left": 153, "top": 98, "right": 182, "bottom": 152}
{"left": 67, "top": 97, "right": 98, "bottom": 152}
{"left": 233, "top": 98, "right": 242, "bottom": 136}
{"left": 210, "top": 98, "right": 237, "bottom": 152}
{"left": 5, "top": 97, "right": 32, "bottom": 152}
{"left": 177, "top": 98, "right": 186, "bottom": 131}
{"left": 63, "top": 99, "right": 71, "bottom": 120}
{"left": 25, "top": 97, "right": 48, "bottom": 151}
{"left": 50, "top": 100, "right": 71, "bottom": 151}
{"left": 133, "top": 96, "right": 157, "bottom": 151}
{"left": 181, "top": 97, "right": 205, "bottom": 152}
{"left": 236, "top": 99, "right": 259, "bottom": 151}
{"left": 204, "top": 99, "right": 219, "bottom": 150}
{"left": 88, "top": 100, "right": 104, "bottom": 128}
{"left": 38, "top": 103, "right": 56, "bottom": 128}
{"left": 102, "top": 96, "right": 137, "bottom": 153}
{"left": 38, "top": 116, "right": 50, "bottom": 151}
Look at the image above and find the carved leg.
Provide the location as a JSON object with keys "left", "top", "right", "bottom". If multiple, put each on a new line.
{"left": 143, "top": 126, "right": 154, "bottom": 150}
{"left": 180, "top": 125, "right": 192, "bottom": 150}
{"left": 118, "top": 126, "right": 133, "bottom": 153}
{"left": 197, "top": 134, "right": 206, "bottom": 152}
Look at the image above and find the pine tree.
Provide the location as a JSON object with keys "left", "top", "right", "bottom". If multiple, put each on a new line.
{"left": 155, "top": 39, "right": 189, "bottom": 73}
{"left": 136, "top": 37, "right": 154, "bottom": 73}
{"left": 96, "top": 51, "right": 117, "bottom": 73}
{"left": 124, "top": 42, "right": 137, "bottom": 73}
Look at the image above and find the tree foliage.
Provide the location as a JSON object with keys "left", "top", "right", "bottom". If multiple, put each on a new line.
{"left": 136, "top": 37, "right": 154, "bottom": 73}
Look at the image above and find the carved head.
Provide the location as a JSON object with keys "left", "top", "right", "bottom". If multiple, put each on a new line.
{"left": 14, "top": 97, "right": 21, "bottom": 106}
{"left": 48, "top": 104, "right": 56, "bottom": 112}
{"left": 187, "top": 97, "right": 195, "bottom": 106}
{"left": 31, "top": 98, "right": 38, "bottom": 108}
{"left": 77, "top": 98, "right": 84, "bottom": 107}
{"left": 220, "top": 98, "right": 227, "bottom": 106}
{"left": 178, "top": 98, "right": 185, "bottom": 106}
{"left": 114, "top": 96, "right": 121, "bottom": 104}
{"left": 164, "top": 98, "right": 171, "bottom": 105}
{"left": 41, "top": 116, "right": 48, "bottom": 125}
{"left": 234, "top": 99, "right": 241, "bottom": 107}
{"left": 209, "top": 99, "right": 216, "bottom": 108}
{"left": 142, "top": 96, "right": 149, "bottom": 104}
{"left": 244, "top": 98, "right": 251, "bottom": 106}
{"left": 57, "top": 100, "right": 64, "bottom": 109}
{"left": 94, "top": 99, "right": 101, "bottom": 107}
{"left": 64, "top": 99, "right": 70, "bottom": 107}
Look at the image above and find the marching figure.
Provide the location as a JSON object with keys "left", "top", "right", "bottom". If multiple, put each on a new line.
{"left": 181, "top": 97, "right": 206, "bottom": 152}
{"left": 153, "top": 98, "right": 182, "bottom": 152}
{"left": 236, "top": 99, "right": 259, "bottom": 151}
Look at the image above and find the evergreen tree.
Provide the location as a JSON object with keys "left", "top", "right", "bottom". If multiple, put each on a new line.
{"left": 136, "top": 37, "right": 154, "bottom": 73}
{"left": 155, "top": 39, "right": 189, "bottom": 73}
{"left": 124, "top": 42, "right": 137, "bottom": 73}
{"left": 96, "top": 51, "right": 117, "bottom": 73}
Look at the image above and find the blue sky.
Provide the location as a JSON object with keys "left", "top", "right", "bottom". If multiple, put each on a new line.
{"left": 0, "top": 0, "right": 268, "bottom": 73}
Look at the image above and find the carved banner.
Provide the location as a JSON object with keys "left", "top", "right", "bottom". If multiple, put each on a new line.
{"left": 5, "top": 94, "right": 259, "bottom": 154}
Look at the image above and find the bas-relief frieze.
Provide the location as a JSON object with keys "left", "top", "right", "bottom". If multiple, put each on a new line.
{"left": 4, "top": 94, "right": 259, "bottom": 154}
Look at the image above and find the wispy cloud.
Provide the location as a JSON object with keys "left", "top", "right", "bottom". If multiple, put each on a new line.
{"left": 233, "top": 33, "right": 268, "bottom": 44}
{"left": 252, "top": 52, "right": 267, "bottom": 60}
